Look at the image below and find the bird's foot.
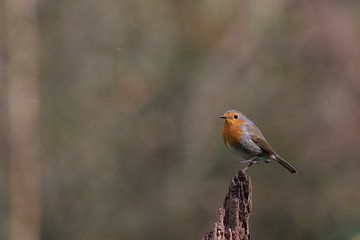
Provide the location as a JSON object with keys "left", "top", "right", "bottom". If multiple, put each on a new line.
{"left": 242, "top": 159, "right": 257, "bottom": 172}
{"left": 238, "top": 156, "right": 257, "bottom": 164}
{"left": 238, "top": 159, "right": 252, "bottom": 164}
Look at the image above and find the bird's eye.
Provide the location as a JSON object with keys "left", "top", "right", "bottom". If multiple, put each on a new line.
{"left": 234, "top": 115, "right": 238, "bottom": 119}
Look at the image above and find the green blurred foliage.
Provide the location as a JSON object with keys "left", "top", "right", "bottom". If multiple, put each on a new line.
{"left": 1, "top": 0, "right": 360, "bottom": 239}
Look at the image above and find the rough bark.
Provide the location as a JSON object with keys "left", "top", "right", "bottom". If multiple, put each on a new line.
{"left": 202, "top": 170, "right": 252, "bottom": 240}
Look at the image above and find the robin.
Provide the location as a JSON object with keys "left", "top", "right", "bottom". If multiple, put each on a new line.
{"left": 220, "top": 109, "right": 297, "bottom": 174}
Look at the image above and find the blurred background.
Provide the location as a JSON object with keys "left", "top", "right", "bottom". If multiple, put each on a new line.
{"left": 1, "top": 0, "right": 360, "bottom": 239}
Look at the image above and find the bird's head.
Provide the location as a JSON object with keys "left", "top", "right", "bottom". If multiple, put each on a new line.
{"left": 220, "top": 110, "right": 244, "bottom": 125}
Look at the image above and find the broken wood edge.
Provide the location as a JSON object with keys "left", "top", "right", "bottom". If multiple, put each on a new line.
{"left": 202, "top": 170, "right": 252, "bottom": 240}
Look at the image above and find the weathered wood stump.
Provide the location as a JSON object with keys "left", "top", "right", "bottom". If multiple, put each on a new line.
{"left": 202, "top": 170, "right": 252, "bottom": 240}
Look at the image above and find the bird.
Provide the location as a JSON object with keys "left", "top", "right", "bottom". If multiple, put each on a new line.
{"left": 220, "top": 109, "right": 297, "bottom": 174}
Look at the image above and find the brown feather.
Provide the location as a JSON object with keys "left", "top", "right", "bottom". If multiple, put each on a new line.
{"left": 248, "top": 124, "right": 297, "bottom": 174}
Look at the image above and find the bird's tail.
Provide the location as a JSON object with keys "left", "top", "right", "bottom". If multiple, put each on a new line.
{"left": 274, "top": 156, "right": 297, "bottom": 174}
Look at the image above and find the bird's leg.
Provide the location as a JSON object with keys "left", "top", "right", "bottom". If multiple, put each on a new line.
{"left": 242, "top": 157, "right": 258, "bottom": 172}
{"left": 238, "top": 156, "right": 257, "bottom": 164}
{"left": 243, "top": 162, "right": 253, "bottom": 172}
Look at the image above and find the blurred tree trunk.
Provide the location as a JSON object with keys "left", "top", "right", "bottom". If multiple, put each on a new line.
{"left": 5, "top": 0, "right": 41, "bottom": 240}
{"left": 202, "top": 171, "right": 252, "bottom": 240}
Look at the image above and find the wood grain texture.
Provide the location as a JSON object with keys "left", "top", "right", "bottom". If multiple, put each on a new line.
{"left": 202, "top": 170, "right": 252, "bottom": 240}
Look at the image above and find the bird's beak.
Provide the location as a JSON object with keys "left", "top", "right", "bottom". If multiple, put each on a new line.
{"left": 219, "top": 114, "right": 226, "bottom": 119}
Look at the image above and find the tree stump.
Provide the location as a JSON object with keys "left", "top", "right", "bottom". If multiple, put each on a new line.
{"left": 202, "top": 170, "right": 252, "bottom": 240}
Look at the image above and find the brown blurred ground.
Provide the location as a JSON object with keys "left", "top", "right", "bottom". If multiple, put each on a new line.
{"left": 1, "top": 0, "right": 360, "bottom": 240}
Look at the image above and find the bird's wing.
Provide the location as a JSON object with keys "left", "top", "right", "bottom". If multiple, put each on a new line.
{"left": 247, "top": 123, "right": 297, "bottom": 174}
{"left": 247, "top": 124, "right": 279, "bottom": 158}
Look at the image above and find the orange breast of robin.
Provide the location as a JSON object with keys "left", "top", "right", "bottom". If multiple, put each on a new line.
{"left": 222, "top": 121, "right": 243, "bottom": 147}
